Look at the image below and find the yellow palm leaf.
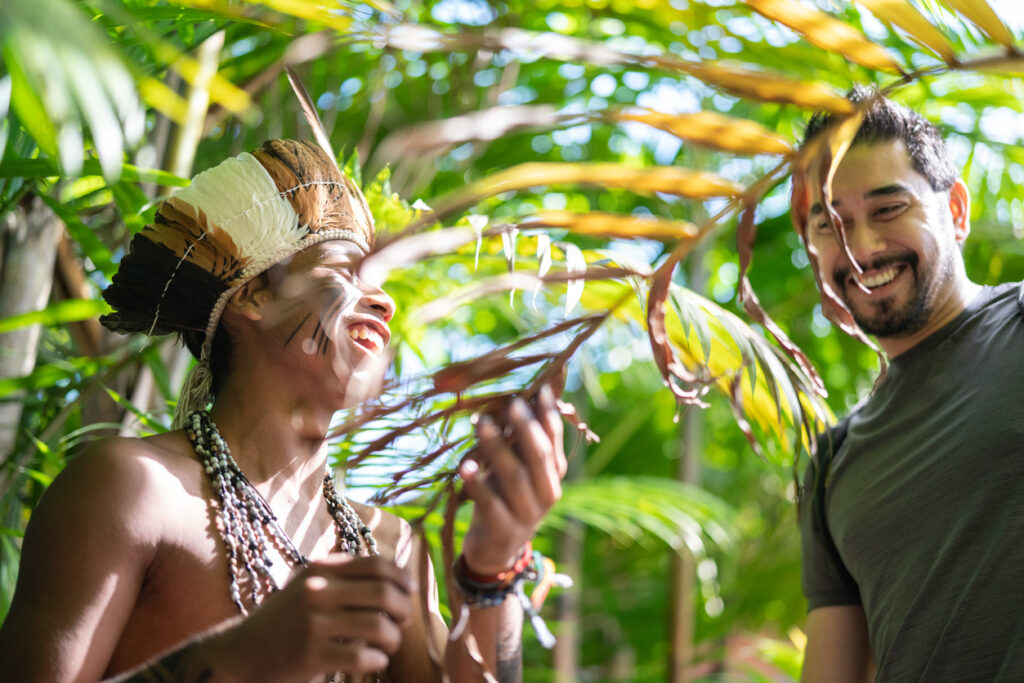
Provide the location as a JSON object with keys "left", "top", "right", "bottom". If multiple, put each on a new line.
{"left": 609, "top": 108, "right": 794, "bottom": 156}
{"left": 857, "top": 0, "right": 957, "bottom": 64}
{"left": 942, "top": 0, "right": 1016, "bottom": 47}
{"left": 746, "top": 0, "right": 904, "bottom": 73}
{"left": 525, "top": 210, "right": 698, "bottom": 241}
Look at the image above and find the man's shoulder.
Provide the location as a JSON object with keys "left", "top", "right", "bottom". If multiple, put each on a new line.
{"left": 347, "top": 499, "right": 421, "bottom": 567}
{"left": 65, "top": 431, "right": 200, "bottom": 489}
{"left": 38, "top": 431, "right": 205, "bottom": 537}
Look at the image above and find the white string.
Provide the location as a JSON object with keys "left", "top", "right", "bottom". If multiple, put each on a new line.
{"left": 146, "top": 233, "right": 208, "bottom": 337}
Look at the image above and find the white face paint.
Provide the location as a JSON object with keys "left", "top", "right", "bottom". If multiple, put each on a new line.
{"left": 268, "top": 240, "right": 395, "bottom": 409}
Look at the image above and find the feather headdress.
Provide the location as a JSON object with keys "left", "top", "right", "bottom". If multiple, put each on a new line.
{"left": 101, "top": 139, "right": 375, "bottom": 426}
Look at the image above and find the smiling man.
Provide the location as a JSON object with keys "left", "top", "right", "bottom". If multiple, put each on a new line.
{"left": 793, "top": 88, "right": 1024, "bottom": 682}
{"left": 0, "top": 139, "right": 566, "bottom": 682}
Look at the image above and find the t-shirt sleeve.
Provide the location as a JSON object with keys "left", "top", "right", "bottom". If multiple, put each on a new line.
{"left": 799, "top": 443, "right": 861, "bottom": 611}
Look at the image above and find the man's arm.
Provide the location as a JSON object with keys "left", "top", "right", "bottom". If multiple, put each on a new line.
{"left": 0, "top": 440, "right": 416, "bottom": 683}
{"left": 0, "top": 441, "right": 160, "bottom": 682}
{"left": 801, "top": 605, "right": 876, "bottom": 683}
{"left": 448, "top": 385, "right": 567, "bottom": 682}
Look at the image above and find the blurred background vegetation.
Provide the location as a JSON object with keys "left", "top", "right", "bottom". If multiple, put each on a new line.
{"left": 1, "top": 0, "right": 1023, "bottom": 680}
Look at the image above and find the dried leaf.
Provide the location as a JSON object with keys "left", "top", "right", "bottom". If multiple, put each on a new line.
{"left": 533, "top": 310, "right": 614, "bottom": 395}
{"left": 647, "top": 57, "right": 857, "bottom": 114}
{"left": 791, "top": 145, "right": 885, "bottom": 366}
{"left": 857, "top": 0, "right": 957, "bottom": 64}
{"left": 735, "top": 198, "right": 759, "bottom": 292}
{"left": 432, "top": 352, "right": 552, "bottom": 394}
{"left": 821, "top": 110, "right": 868, "bottom": 283}
{"left": 941, "top": 0, "right": 1015, "bottom": 47}
{"left": 737, "top": 279, "right": 825, "bottom": 396}
{"left": 411, "top": 163, "right": 742, "bottom": 229}
{"left": 524, "top": 209, "right": 699, "bottom": 241}
{"left": 375, "top": 24, "right": 855, "bottom": 114}
{"left": 801, "top": 232, "right": 886, "bottom": 374}
{"left": 972, "top": 55, "right": 1024, "bottom": 74}
{"left": 610, "top": 107, "right": 794, "bottom": 156}
{"left": 360, "top": 227, "right": 476, "bottom": 287}
{"left": 727, "top": 371, "right": 764, "bottom": 458}
{"left": 647, "top": 259, "right": 714, "bottom": 408}
{"left": 374, "top": 105, "right": 568, "bottom": 162}
{"left": 745, "top": 0, "right": 904, "bottom": 73}
{"left": 556, "top": 399, "right": 600, "bottom": 443}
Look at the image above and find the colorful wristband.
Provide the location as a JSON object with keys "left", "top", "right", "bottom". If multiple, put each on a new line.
{"left": 454, "top": 543, "right": 535, "bottom": 608}
{"left": 457, "top": 542, "right": 533, "bottom": 585}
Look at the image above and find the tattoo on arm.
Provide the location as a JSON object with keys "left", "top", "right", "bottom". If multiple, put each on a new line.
{"left": 496, "top": 633, "right": 523, "bottom": 683}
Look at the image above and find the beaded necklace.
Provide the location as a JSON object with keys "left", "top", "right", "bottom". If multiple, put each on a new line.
{"left": 185, "top": 409, "right": 378, "bottom": 614}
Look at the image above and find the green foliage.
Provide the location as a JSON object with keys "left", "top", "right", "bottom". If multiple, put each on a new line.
{"left": 2, "top": 0, "right": 1023, "bottom": 679}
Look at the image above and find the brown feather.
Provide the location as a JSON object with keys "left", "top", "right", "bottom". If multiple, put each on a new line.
{"left": 253, "top": 140, "right": 374, "bottom": 247}
{"left": 285, "top": 64, "right": 338, "bottom": 169}
{"left": 147, "top": 197, "right": 249, "bottom": 283}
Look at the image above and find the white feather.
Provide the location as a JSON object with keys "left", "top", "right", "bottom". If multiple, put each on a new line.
{"left": 173, "top": 153, "right": 303, "bottom": 262}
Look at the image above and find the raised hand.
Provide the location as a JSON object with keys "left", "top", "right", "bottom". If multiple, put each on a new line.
{"left": 458, "top": 384, "right": 567, "bottom": 577}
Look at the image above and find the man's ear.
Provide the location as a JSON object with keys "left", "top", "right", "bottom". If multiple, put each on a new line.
{"left": 226, "top": 273, "right": 273, "bottom": 322}
{"left": 949, "top": 179, "right": 970, "bottom": 243}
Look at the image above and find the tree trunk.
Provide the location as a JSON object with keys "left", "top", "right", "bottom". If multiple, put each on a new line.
{"left": 553, "top": 446, "right": 584, "bottom": 683}
{"left": 668, "top": 238, "right": 708, "bottom": 682}
{"left": 0, "top": 197, "right": 61, "bottom": 464}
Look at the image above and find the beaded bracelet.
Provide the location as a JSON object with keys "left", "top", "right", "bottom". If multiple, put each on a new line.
{"left": 453, "top": 544, "right": 573, "bottom": 649}
{"left": 453, "top": 543, "right": 534, "bottom": 608}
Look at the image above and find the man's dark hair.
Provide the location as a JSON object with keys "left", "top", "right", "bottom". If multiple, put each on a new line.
{"left": 801, "top": 85, "right": 958, "bottom": 192}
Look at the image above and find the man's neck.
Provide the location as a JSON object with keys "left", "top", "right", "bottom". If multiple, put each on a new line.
{"left": 206, "top": 381, "right": 335, "bottom": 502}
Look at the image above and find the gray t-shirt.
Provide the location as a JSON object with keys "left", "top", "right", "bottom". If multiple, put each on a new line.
{"left": 800, "top": 282, "right": 1024, "bottom": 681}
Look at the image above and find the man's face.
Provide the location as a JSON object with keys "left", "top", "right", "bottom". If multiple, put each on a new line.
{"left": 804, "top": 140, "right": 967, "bottom": 339}
{"left": 266, "top": 240, "right": 395, "bottom": 407}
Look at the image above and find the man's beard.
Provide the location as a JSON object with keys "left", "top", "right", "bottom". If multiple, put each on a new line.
{"left": 832, "top": 250, "right": 948, "bottom": 338}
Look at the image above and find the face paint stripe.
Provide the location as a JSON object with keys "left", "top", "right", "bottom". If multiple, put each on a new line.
{"left": 282, "top": 312, "right": 311, "bottom": 349}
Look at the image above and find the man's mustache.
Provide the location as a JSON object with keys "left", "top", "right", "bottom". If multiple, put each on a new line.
{"left": 833, "top": 251, "right": 918, "bottom": 290}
